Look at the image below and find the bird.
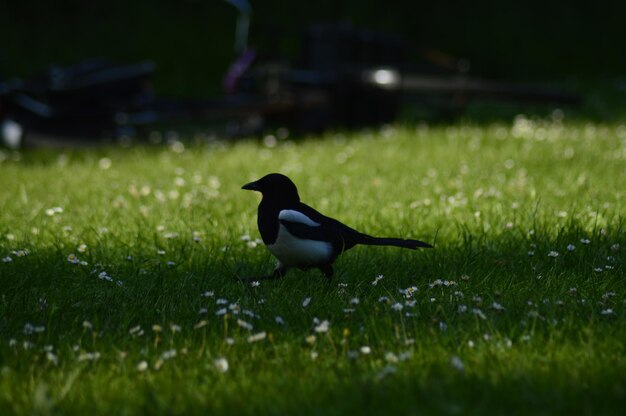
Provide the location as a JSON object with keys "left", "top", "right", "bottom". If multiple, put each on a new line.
{"left": 241, "top": 173, "right": 433, "bottom": 281}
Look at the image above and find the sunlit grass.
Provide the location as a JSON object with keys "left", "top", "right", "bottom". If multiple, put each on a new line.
{"left": 0, "top": 118, "right": 625, "bottom": 414}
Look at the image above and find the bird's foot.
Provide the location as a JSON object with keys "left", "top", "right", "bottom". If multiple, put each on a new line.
{"left": 318, "top": 264, "right": 334, "bottom": 282}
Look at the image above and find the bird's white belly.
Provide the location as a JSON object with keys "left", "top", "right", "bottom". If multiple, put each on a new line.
{"left": 268, "top": 224, "right": 332, "bottom": 267}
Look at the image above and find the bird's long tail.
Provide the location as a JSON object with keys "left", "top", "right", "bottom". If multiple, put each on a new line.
{"left": 358, "top": 235, "right": 433, "bottom": 249}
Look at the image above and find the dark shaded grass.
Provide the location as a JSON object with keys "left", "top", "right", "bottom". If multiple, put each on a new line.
{"left": 0, "top": 123, "right": 624, "bottom": 414}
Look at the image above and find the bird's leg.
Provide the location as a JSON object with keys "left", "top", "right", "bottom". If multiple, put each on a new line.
{"left": 265, "top": 266, "right": 288, "bottom": 280}
{"left": 254, "top": 265, "right": 288, "bottom": 281}
{"left": 318, "top": 264, "right": 334, "bottom": 281}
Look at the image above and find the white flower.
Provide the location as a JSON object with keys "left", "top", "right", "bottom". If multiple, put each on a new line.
{"left": 350, "top": 297, "right": 360, "bottom": 305}
{"left": 247, "top": 332, "right": 267, "bottom": 343}
{"left": 98, "top": 271, "right": 113, "bottom": 282}
{"left": 548, "top": 251, "right": 559, "bottom": 258}
{"left": 78, "top": 352, "right": 101, "bottom": 362}
{"left": 161, "top": 349, "right": 177, "bottom": 360}
{"left": 457, "top": 304, "right": 468, "bottom": 313}
{"left": 450, "top": 355, "right": 464, "bottom": 372}
{"left": 275, "top": 316, "right": 284, "bottom": 325}
{"left": 601, "top": 308, "right": 614, "bottom": 316}
{"left": 302, "top": 297, "right": 312, "bottom": 308}
{"left": 391, "top": 302, "right": 404, "bottom": 311}
{"left": 1, "top": 256, "right": 12, "bottom": 263}
{"left": 610, "top": 243, "right": 620, "bottom": 251}
{"left": 428, "top": 279, "right": 443, "bottom": 288}
{"left": 601, "top": 292, "right": 616, "bottom": 300}
{"left": 314, "top": 320, "right": 330, "bottom": 333}
{"left": 250, "top": 281, "right": 260, "bottom": 287}
{"left": 45, "top": 206, "right": 63, "bottom": 216}
{"left": 99, "top": 158, "right": 112, "bottom": 170}
{"left": 237, "top": 319, "right": 253, "bottom": 331}
{"left": 215, "top": 308, "right": 227, "bottom": 316}
{"left": 67, "top": 254, "right": 80, "bottom": 264}
{"left": 472, "top": 308, "right": 486, "bottom": 319}
{"left": 229, "top": 303, "right": 240, "bottom": 314}
{"left": 202, "top": 291, "right": 214, "bottom": 297}
{"left": 491, "top": 302, "right": 505, "bottom": 311}
{"left": 580, "top": 238, "right": 591, "bottom": 244}
{"left": 401, "top": 286, "right": 419, "bottom": 297}
{"left": 567, "top": 244, "right": 575, "bottom": 252}
{"left": 360, "top": 346, "right": 372, "bottom": 355}
{"left": 214, "top": 357, "right": 229, "bottom": 373}
{"left": 136, "top": 361, "right": 148, "bottom": 372}
{"left": 371, "top": 274, "right": 384, "bottom": 285}
{"left": 384, "top": 352, "right": 398, "bottom": 363}
{"left": 216, "top": 298, "right": 228, "bottom": 305}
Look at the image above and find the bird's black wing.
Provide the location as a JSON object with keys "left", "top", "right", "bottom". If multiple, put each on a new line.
{"left": 279, "top": 203, "right": 365, "bottom": 251}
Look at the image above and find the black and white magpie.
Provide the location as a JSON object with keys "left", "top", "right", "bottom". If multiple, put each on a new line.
{"left": 242, "top": 173, "right": 433, "bottom": 280}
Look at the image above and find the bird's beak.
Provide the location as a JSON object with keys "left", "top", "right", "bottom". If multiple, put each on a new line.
{"left": 242, "top": 181, "right": 259, "bottom": 191}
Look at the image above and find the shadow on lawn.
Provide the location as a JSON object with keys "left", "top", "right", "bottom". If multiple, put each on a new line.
{"left": 212, "top": 366, "right": 626, "bottom": 416}
{"left": 0, "top": 222, "right": 623, "bottom": 338}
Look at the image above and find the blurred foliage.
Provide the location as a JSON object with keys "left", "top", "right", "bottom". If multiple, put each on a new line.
{"left": 1, "top": 0, "right": 625, "bottom": 99}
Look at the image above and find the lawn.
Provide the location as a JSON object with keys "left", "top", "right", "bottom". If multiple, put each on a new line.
{"left": 0, "top": 118, "right": 624, "bottom": 415}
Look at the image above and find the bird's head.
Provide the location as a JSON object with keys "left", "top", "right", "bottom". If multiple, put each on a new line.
{"left": 242, "top": 173, "right": 300, "bottom": 203}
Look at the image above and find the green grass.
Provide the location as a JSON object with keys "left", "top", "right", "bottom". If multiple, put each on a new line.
{"left": 0, "top": 119, "right": 625, "bottom": 415}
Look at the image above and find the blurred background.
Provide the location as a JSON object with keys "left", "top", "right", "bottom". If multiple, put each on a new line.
{"left": 3, "top": 0, "right": 626, "bottom": 94}
{"left": 1, "top": 0, "right": 625, "bottom": 146}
